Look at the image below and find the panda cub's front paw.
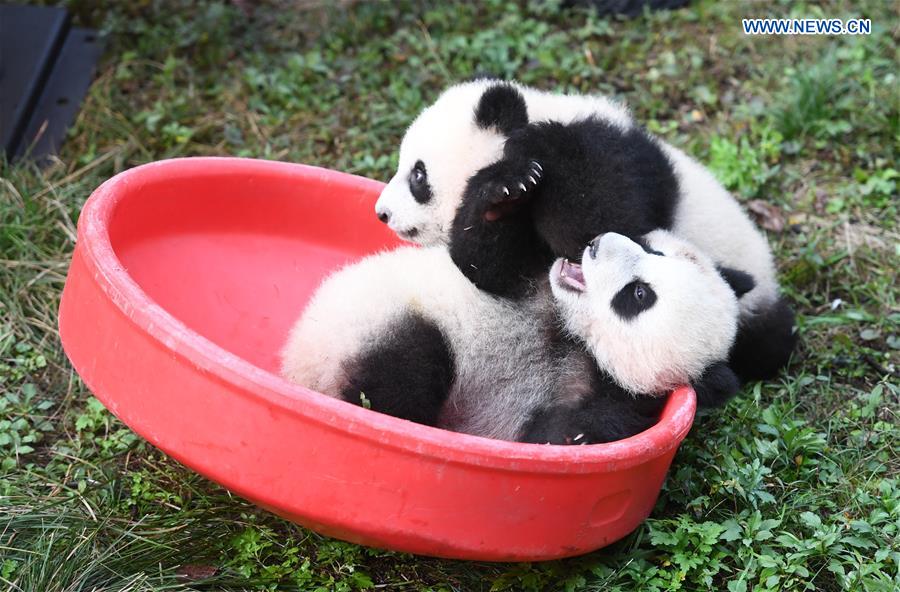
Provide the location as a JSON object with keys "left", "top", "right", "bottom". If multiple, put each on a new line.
{"left": 492, "top": 159, "right": 542, "bottom": 200}
{"left": 467, "top": 158, "right": 543, "bottom": 221}
{"left": 520, "top": 404, "right": 599, "bottom": 446}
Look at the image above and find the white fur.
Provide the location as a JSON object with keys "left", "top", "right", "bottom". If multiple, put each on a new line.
{"left": 377, "top": 80, "right": 779, "bottom": 316}
{"left": 662, "top": 145, "right": 778, "bottom": 314}
{"left": 282, "top": 233, "right": 742, "bottom": 439}
{"left": 375, "top": 84, "right": 507, "bottom": 245}
{"left": 550, "top": 231, "right": 739, "bottom": 395}
{"left": 281, "top": 246, "right": 557, "bottom": 440}
{"left": 375, "top": 80, "right": 631, "bottom": 245}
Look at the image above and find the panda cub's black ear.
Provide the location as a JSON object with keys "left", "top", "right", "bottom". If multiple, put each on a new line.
{"left": 716, "top": 266, "right": 756, "bottom": 299}
{"left": 474, "top": 83, "right": 529, "bottom": 135}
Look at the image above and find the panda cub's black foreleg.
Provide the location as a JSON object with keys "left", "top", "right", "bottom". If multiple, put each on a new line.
{"left": 729, "top": 297, "right": 798, "bottom": 383}
{"left": 340, "top": 313, "right": 455, "bottom": 427}
{"left": 449, "top": 160, "right": 554, "bottom": 299}
{"left": 524, "top": 361, "right": 744, "bottom": 441}
{"left": 468, "top": 157, "right": 545, "bottom": 208}
{"left": 521, "top": 395, "right": 666, "bottom": 445}
{"left": 520, "top": 373, "right": 667, "bottom": 445}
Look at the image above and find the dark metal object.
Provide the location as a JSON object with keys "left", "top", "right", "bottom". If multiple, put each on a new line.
{"left": 0, "top": 4, "right": 104, "bottom": 162}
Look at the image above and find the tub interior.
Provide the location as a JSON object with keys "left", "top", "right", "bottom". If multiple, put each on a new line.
{"left": 107, "top": 169, "right": 399, "bottom": 373}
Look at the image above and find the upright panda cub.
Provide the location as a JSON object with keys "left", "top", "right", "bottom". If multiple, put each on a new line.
{"left": 374, "top": 79, "right": 796, "bottom": 383}
{"left": 281, "top": 230, "right": 748, "bottom": 445}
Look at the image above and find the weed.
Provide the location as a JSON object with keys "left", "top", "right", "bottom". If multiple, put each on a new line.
{"left": 1, "top": 0, "right": 897, "bottom": 590}
{"left": 708, "top": 126, "right": 783, "bottom": 199}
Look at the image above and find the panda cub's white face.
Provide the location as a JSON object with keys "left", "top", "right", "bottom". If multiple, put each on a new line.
{"left": 375, "top": 82, "right": 506, "bottom": 245}
{"left": 550, "top": 230, "right": 740, "bottom": 395}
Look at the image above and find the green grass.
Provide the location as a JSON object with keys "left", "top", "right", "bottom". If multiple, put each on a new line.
{"left": 1, "top": 1, "right": 897, "bottom": 590}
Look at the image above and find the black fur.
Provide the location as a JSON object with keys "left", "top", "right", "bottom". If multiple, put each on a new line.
{"left": 408, "top": 160, "right": 433, "bottom": 204}
{"left": 728, "top": 297, "right": 797, "bottom": 383}
{"left": 509, "top": 119, "right": 680, "bottom": 259}
{"left": 340, "top": 313, "right": 455, "bottom": 426}
{"left": 563, "top": 0, "right": 691, "bottom": 18}
{"left": 691, "top": 361, "right": 741, "bottom": 409}
{"left": 610, "top": 280, "right": 657, "bottom": 320}
{"left": 338, "top": 305, "right": 671, "bottom": 445}
{"left": 716, "top": 266, "right": 756, "bottom": 299}
{"left": 449, "top": 112, "right": 680, "bottom": 298}
{"left": 520, "top": 367, "right": 666, "bottom": 445}
{"left": 634, "top": 236, "right": 664, "bottom": 256}
{"left": 474, "top": 84, "right": 529, "bottom": 135}
{"left": 453, "top": 85, "right": 796, "bottom": 382}
{"left": 449, "top": 160, "right": 554, "bottom": 298}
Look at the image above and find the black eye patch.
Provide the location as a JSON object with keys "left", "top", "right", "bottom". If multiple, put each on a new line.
{"left": 634, "top": 237, "right": 664, "bottom": 256}
{"left": 611, "top": 280, "right": 657, "bottom": 320}
{"left": 408, "top": 160, "right": 433, "bottom": 204}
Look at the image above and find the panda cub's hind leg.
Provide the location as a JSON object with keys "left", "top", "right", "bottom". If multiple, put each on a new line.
{"left": 340, "top": 312, "right": 455, "bottom": 427}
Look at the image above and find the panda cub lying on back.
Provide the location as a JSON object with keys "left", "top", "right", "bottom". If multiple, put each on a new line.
{"left": 375, "top": 79, "right": 797, "bottom": 384}
{"left": 282, "top": 231, "right": 747, "bottom": 444}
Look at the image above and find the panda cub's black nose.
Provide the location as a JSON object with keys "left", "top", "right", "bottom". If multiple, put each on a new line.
{"left": 377, "top": 209, "right": 391, "bottom": 224}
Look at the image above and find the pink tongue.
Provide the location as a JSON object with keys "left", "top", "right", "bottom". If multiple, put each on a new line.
{"left": 560, "top": 259, "right": 586, "bottom": 292}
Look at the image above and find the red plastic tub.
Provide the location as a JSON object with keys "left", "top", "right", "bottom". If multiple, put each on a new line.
{"left": 58, "top": 157, "right": 696, "bottom": 561}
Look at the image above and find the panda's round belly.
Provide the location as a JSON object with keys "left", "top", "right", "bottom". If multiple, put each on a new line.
{"left": 435, "top": 297, "right": 558, "bottom": 440}
{"left": 281, "top": 245, "right": 560, "bottom": 440}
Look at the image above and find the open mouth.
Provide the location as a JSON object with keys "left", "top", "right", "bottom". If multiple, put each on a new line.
{"left": 556, "top": 259, "right": 586, "bottom": 293}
